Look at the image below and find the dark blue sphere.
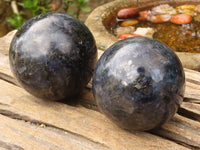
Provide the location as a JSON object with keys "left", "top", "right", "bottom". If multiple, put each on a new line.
{"left": 9, "top": 12, "right": 97, "bottom": 101}
{"left": 92, "top": 37, "right": 185, "bottom": 131}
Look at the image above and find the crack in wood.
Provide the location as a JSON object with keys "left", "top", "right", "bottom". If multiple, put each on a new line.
{"left": 178, "top": 107, "right": 200, "bottom": 122}
{"left": 184, "top": 98, "right": 200, "bottom": 104}
{"left": 186, "top": 78, "right": 200, "bottom": 86}
{"left": 0, "top": 108, "right": 110, "bottom": 149}
{"left": 0, "top": 140, "right": 24, "bottom": 150}
{"left": 0, "top": 73, "right": 19, "bottom": 86}
{"left": 44, "top": 122, "right": 111, "bottom": 149}
{"left": 0, "top": 109, "right": 34, "bottom": 121}
{"left": 0, "top": 102, "right": 9, "bottom": 106}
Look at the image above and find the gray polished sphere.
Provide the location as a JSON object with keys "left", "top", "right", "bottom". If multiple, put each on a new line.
{"left": 93, "top": 37, "right": 185, "bottom": 131}
{"left": 9, "top": 12, "right": 97, "bottom": 101}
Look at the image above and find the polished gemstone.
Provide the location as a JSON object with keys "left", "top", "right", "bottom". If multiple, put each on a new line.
{"left": 9, "top": 12, "right": 97, "bottom": 101}
{"left": 93, "top": 37, "right": 185, "bottom": 131}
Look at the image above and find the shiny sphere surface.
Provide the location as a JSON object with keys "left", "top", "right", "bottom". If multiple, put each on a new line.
{"left": 9, "top": 12, "right": 97, "bottom": 101}
{"left": 92, "top": 37, "right": 185, "bottom": 131}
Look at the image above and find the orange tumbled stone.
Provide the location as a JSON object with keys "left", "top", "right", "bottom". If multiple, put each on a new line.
{"left": 121, "top": 19, "right": 139, "bottom": 27}
{"left": 170, "top": 14, "right": 192, "bottom": 25}
{"left": 119, "top": 33, "right": 141, "bottom": 39}
{"left": 138, "top": 11, "right": 151, "bottom": 21}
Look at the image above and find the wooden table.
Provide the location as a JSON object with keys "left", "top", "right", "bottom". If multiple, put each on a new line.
{"left": 0, "top": 31, "right": 199, "bottom": 150}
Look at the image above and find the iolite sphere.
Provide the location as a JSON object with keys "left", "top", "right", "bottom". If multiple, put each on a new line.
{"left": 9, "top": 12, "right": 97, "bottom": 101}
{"left": 92, "top": 37, "right": 185, "bottom": 131}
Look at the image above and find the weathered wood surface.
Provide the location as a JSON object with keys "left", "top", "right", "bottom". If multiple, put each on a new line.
{"left": 0, "top": 30, "right": 17, "bottom": 56}
{"left": 0, "top": 79, "right": 193, "bottom": 150}
{"left": 0, "top": 31, "right": 200, "bottom": 150}
{"left": 0, "top": 114, "right": 109, "bottom": 150}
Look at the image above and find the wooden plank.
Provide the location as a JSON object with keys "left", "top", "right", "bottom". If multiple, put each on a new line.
{"left": 0, "top": 53, "right": 18, "bottom": 86}
{"left": 0, "top": 114, "right": 109, "bottom": 150}
{"left": 0, "top": 30, "right": 16, "bottom": 55}
{"left": 0, "top": 53, "right": 11, "bottom": 76}
{"left": 151, "top": 114, "right": 200, "bottom": 149}
{"left": 0, "top": 79, "right": 190, "bottom": 150}
{"left": 184, "top": 68, "right": 200, "bottom": 101}
{"left": 179, "top": 102, "right": 200, "bottom": 122}
{"left": 0, "top": 30, "right": 19, "bottom": 86}
{"left": 184, "top": 68, "right": 200, "bottom": 83}
{"left": 185, "top": 81, "right": 200, "bottom": 101}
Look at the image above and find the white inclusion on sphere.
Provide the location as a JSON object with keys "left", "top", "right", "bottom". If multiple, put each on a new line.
{"left": 121, "top": 81, "right": 128, "bottom": 86}
{"left": 17, "top": 16, "right": 73, "bottom": 58}
{"left": 17, "top": 66, "right": 26, "bottom": 74}
{"left": 105, "top": 44, "right": 141, "bottom": 86}
{"left": 128, "top": 60, "right": 132, "bottom": 65}
{"left": 151, "top": 68, "right": 163, "bottom": 82}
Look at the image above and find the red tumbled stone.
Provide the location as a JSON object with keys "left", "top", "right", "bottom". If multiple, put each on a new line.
{"left": 117, "top": 8, "right": 139, "bottom": 19}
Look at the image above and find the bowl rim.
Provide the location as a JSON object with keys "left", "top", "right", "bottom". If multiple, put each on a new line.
{"left": 85, "top": 0, "right": 200, "bottom": 71}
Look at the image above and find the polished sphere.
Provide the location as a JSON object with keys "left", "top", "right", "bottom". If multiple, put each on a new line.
{"left": 93, "top": 37, "right": 185, "bottom": 131}
{"left": 9, "top": 12, "right": 97, "bottom": 101}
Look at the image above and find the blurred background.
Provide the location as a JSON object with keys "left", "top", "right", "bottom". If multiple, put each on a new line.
{"left": 0, "top": 0, "right": 113, "bottom": 37}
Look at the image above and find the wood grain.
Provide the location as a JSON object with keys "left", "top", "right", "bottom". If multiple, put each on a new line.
{"left": 0, "top": 79, "right": 190, "bottom": 150}
{"left": 179, "top": 102, "right": 200, "bottom": 122}
{"left": 152, "top": 114, "right": 200, "bottom": 148}
{"left": 0, "top": 30, "right": 17, "bottom": 55}
{"left": 0, "top": 114, "right": 109, "bottom": 150}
